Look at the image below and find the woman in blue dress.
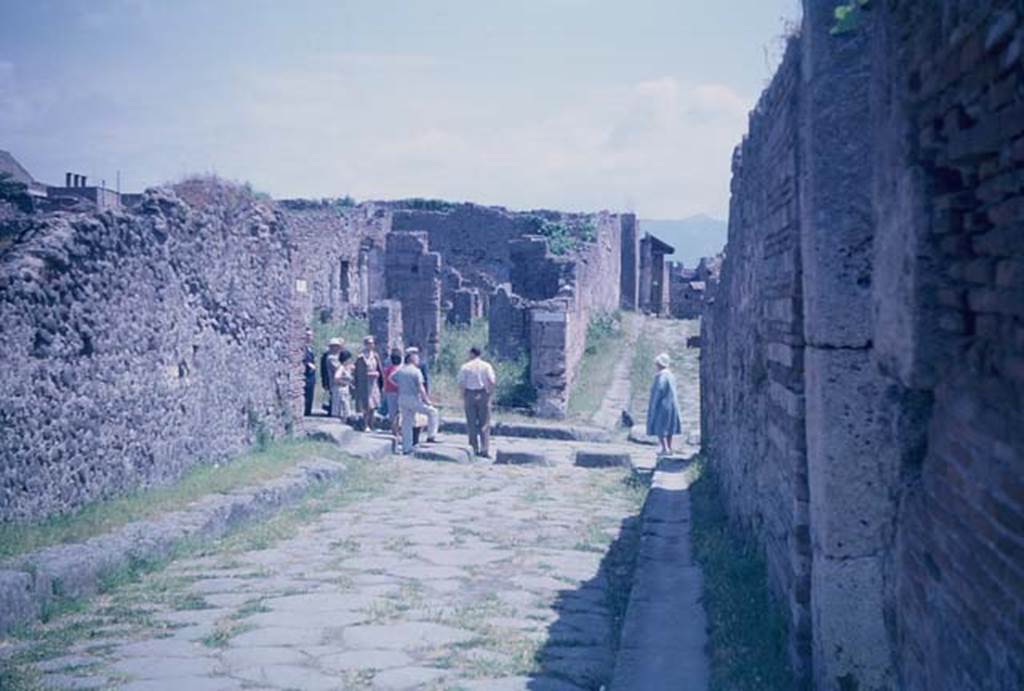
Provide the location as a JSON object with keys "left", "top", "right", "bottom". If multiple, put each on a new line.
{"left": 646, "top": 352, "right": 682, "bottom": 456}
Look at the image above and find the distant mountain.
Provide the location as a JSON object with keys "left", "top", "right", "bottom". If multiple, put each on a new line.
{"left": 639, "top": 214, "right": 727, "bottom": 267}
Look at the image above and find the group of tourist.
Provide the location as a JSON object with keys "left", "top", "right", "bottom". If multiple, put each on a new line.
{"left": 302, "top": 328, "right": 496, "bottom": 457}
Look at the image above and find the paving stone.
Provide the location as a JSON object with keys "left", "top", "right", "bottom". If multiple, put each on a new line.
{"left": 319, "top": 649, "right": 414, "bottom": 672}
{"left": 116, "top": 639, "right": 203, "bottom": 659}
{"left": 386, "top": 564, "right": 468, "bottom": 581}
{"left": 414, "top": 547, "right": 511, "bottom": 567}
{"left": 220, "top": 645, "right": 307, "bottom": 671}
{"left": 343, "top": 622, "right": 477, "bottom": 650}
{"left": 231, "top": 663, "right": 341, "bottom": 690}
{"left": 266, "top": 592, "right": 378, "bottom": 612}
{"left": 39, "top": 673, "right": 109, "bottom": 690}
{"left": 111, "top": 655, "right": 220, "bottom": 679}
{"left": 371, "top": 665, "right": 447, "bottom": 689}
{"left": 244, "top": 609, "right": 365, "bottom": 630}
{"left": 229, "top": 625, "right": 325, "bottom": 647}
{"left": 122, "top": 678, "right": 242, "bottom": 691}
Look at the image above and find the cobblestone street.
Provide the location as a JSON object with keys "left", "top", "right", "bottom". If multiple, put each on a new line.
{"left": 18, "top": 457, "right": 646, "bottom": 691}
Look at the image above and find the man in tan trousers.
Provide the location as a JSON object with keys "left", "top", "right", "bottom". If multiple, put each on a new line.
{"left": 458, "top": 346, "right": 496, "bottom": 458}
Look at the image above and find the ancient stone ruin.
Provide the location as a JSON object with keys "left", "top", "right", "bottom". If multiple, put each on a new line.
{"left": 701, "top": 2, "right": 1024, "bottom": 689}
{"left": 0, "top": 185, "right": 665, "bottom": 521}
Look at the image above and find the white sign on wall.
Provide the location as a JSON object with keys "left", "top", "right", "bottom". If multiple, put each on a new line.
{"left": 295, "top": 279, "right": 308, "bottom": 294}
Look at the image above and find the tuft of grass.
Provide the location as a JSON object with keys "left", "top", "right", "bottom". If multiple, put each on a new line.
{"left": 689, "top": 458, "right": 796, "bottom": 691}
{"left": 0, "top": 440, "right": 348, "bottom": 561}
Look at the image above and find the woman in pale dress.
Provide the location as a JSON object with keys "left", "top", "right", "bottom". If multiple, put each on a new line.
{"left": 332, "top": 350, "right": 354, "bottom": 420}
{"left": 646, "top": 352, "right": 682, "bottom": 456}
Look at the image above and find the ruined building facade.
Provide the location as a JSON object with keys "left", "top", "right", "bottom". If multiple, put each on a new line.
{"left": 701, "top": 1, "right": 1024, "bottom": 689}
{"left": 0, "top": 187, "right": 649, "bottom": 521}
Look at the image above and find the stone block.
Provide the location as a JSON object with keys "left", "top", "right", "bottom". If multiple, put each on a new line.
{"left": 805, "top": 347, "right": 898, "bottom": 559}
{"left": 812, "top": 555, "right": 895, "bottom": 691}
{"left": 0, "top": 570, "right": 40, "bottom": 635}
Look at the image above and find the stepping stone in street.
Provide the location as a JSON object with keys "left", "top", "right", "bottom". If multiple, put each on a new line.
{"left": 413, "top": 443, "right": 474, "bottom": 464}
{"left": 495, "top": 450, "right": 552, "bottom": 466}
{"left": 574, "top": 451, "right": 631, "bottom": 468}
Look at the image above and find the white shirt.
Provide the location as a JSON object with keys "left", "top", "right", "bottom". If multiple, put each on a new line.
{"left": 392, "top": 364, "right": 425, "bottom": 400}
{"left": 458, "top": 358, "right": 496, "bottom": 391}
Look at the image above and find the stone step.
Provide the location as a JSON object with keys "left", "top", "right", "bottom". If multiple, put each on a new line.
{"left": 440, "top": 418, "right": 611, "bottom": 443}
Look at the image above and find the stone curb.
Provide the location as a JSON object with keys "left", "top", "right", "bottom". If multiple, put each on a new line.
{"left": 0, "top": 430, "right": 392, "bottom": 637}
{"left": 610, "top": 457, "right": 709, "bottom": 691}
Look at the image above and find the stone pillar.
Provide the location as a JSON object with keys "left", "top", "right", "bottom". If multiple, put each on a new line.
{"left": 530, "top": 300, "right": 572, "bottom": 419}
{"left": 620, "top": 213, "right": 639, "bottom": 310}
{"left": 385, "top": 231, "right": 442, "bottom": 360}
{"left": 369, "top": 299, "right": 403, "bottom": 358}
{"left": 450, "top": 288, "right": 478, "bottom": 327}
{"left": 800, "top": 2, "right": 896, "bottom": 688}
{"left": 488, "top": 286, "right": 529, "bottom": 359}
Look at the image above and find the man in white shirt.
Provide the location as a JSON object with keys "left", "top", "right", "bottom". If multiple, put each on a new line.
{"left": 457, "top": 346, "right": 497, "bottom": 458}
{"left": 392, "top": 349, "right": 439, "bottom": 454}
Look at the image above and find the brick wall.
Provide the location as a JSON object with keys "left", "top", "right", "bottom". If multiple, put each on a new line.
{"left": 702, "top": 2, "right": 1023, "bottom": 688}
{"left": 874, "top": 2, "right": 1024, "bottom": 689}
{"left": 700, "top": 36, "right": 812, "bottom": 680}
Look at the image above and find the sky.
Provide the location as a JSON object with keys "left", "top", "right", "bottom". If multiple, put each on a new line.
{"left": 0, "top": 0, "right": 801, "bottom": 219}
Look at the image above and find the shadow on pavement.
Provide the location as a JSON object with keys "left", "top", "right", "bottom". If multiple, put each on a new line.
{"left": 527, "top": 476, "right": 646, "bottom": 691}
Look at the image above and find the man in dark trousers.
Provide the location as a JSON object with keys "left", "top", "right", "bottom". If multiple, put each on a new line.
{"left": 303, "top": 328, "right": 317, "bottom": 416}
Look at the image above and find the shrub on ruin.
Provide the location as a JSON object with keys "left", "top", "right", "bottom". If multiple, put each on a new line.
{"left": 530, "top": 217, "right": 598, "bottom": 256}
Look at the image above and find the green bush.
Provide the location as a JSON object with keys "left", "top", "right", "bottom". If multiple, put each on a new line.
{"left": 434, "top": 321, "right": 535, "bottom": 411}
{"left": 527, "top": 217, "right": 599, "bottom": 256}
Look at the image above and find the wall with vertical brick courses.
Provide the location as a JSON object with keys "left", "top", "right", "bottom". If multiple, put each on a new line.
{"left": 702, "top": 2, "right": 1023, "bottom": 688}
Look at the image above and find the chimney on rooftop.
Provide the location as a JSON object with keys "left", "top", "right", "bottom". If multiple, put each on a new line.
{"left": 81, "top": 175, "right": 87, "bottom": 187}
{"left": 65, "top": 172, "right": 72, "bottom": 187}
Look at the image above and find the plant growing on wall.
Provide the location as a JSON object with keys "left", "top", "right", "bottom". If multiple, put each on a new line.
{"left": 532, "top": 218, "right": 598, "bottom": 256}
{"left": 831, "top": 0, "right": 871, "bottom": 35}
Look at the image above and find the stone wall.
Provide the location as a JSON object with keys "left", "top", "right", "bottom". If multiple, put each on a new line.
{"left": 873, "top": 2, "right": 1024, "bottom": 689}
{"left": 700, "top": 35, "right": 811, "bottom": 680}
{"left": 384, "top": 232, "right": 443, "bottom": 359}
{"left": 280, "top": 200, "right": 390, "bottom": 324}
{"left": 0, "top": 181, "right": 299, "bottom": 522}
{"left": 702, "top": 2, "right": 1024, "bottom": 689}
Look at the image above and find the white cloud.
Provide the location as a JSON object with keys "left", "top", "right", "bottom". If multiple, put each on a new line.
{"left": 210, "top": 67, "right": 752, "bottom": 217}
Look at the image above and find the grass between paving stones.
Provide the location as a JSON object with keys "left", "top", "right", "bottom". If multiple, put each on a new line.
{"left": 0, "top": 439, "right": 349, "bottom": 561}
{"left": 567, "top": 311, "right": 633, "bottom": 421}
{"left": 0, "top": 455, "right": 390, "bottom": 691}
{"left": 688, "top": 457, "right": 796, "bottom": 691}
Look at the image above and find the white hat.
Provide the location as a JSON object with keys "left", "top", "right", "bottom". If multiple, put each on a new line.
{"left": 655, "top": 352, "right": 671, "bottom": 368}
{"left": 328, "top": 338, "right": 344, "bottom": 347}
{"left": 405, "top": 346, "right": 420, "bottom": 355}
